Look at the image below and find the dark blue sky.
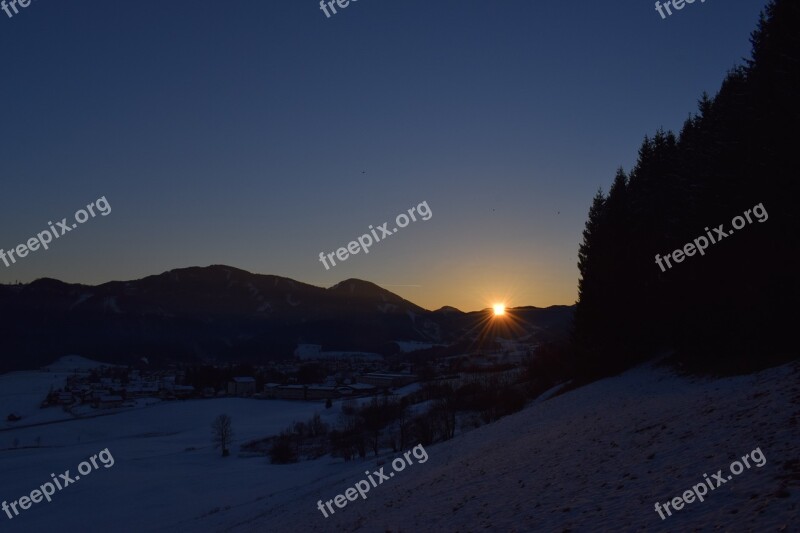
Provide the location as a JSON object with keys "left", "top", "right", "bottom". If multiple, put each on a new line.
{"left": 0, "top": 0, "right": 768, "bottom": 310}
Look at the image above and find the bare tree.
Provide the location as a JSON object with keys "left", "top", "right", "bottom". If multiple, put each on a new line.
{"left": 398, "top": 403, "right": 410, "bottom": 451}
{"left": 436, "top": 398, "right": 456, "bottom": 440}
{"left": 211, "top": 414, "right": 234, "bottom": 457}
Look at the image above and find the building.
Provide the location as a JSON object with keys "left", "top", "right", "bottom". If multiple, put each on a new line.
{"left": 265, "top": 384, "right": 339, "bottom": 401}
{"left": 56, "top": 392, "right": 75, "bottom": 405}
{"left": 173, "top": 385, "right": 195, "bottom": 399}
{"left": 125, "top": 382, "right": 159, "bottom": 398}
{"left": 294, "top": 344, "right": 322, "bottom": 359}
{"left": 228, "top": 377, "right": 256, "bottom": 396}
{"left": 161, "top": 376, "right": 176, "bottom": 392}
{"left": 98, "top": 395, "right": 124, "bottom": 409}
{"left": 269, "top": 385, "right": 306, "bottom": 400}
{"left": 306, "top": 386, "right": 337, "bottom": 401}
{"left": 337, "top": 383, "right": 377, "bottom": 396}
{"left": 87, "top": 389, "right": 111, "bottom": 405}
{"left": 356, "top": 373, "right": 418, "bottom": 389}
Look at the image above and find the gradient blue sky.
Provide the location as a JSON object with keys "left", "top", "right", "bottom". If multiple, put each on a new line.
{"left": 0, "top": 0, "right": 768, "bottom": 311}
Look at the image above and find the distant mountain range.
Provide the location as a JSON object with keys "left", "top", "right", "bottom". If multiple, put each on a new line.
{"left": 0, "top": 265, "right": 574, "bottom": 372}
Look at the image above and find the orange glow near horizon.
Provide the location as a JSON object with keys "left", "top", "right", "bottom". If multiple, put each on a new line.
{"left": 449, "top": 299, "right": 529, "bottom": 350}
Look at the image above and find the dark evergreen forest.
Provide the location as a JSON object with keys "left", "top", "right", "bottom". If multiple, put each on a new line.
{"left": 572, "top": 0, "right": 799, "bottom": 377}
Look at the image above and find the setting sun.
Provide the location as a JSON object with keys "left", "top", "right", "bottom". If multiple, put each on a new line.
{"left": 493, "top": 303, "right": 506, "bottom": 316}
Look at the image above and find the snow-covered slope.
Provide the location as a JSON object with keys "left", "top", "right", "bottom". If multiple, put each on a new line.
{"left": 1, "top": 360, "right": 797, "bottom": 532}
{"left": 0, "top": 356, "right": 112, "bottom": 428}
{"left": 227, "top": 360, "right": 800, "bottom": 532}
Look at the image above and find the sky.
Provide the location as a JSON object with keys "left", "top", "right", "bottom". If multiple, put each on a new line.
{"left": 0, "top": 0, "right": 769, "bottom": 312}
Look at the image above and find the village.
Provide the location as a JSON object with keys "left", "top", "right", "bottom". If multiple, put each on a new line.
{"left": 36, "top": 368, "right": 422, "bottom": 412}
{"left": 36, "top": 357, "right": 420, "bottom": 414}
{"left": 32, "top": 340, "right": 535, "bottom": 415}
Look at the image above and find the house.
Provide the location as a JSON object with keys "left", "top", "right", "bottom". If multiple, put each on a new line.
{"left": 88, "top": 389, "right": 111, "bottom": 404}
{"left": 270, "top": 385, "right": 306, "bottom": 400}
{"left": 356, "top": 373, "right": 418, "bottom": 389}
{"left": 98, "top": 395, "right": 124, "bottom": 409}
{"left": 125, "top": 382, "right": 159, "bottom": 398}
{"left": 306, "top": 386, "right": 337, "bottom": 401}
{"left": 337, "top": 383, "right": 377, "bottom": 396}
{"left": 173, "top": 385, "right": 195, "bottom": 399}
{"left": 228, "top": 377, "right": 256, "bottom": 396}
{"left": 294, "top": 344, "right": 322, "bottom": 359}
{"left": 263, "top": 383, "right": 280, "bottom": 398}
{"left": 56, "top": 392, "right": 75, "bottom": 405}
{"left": 265, "top": 384, "right": 338, "bottom": 401}
{"left": 160, "top": 376, "right": 176, "bottom": 391}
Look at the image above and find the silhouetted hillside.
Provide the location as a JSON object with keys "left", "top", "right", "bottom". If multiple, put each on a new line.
{"left": 0, "top": 266, "right": 573, "bottom": 372}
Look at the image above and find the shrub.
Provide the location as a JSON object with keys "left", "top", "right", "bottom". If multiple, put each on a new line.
{"left": 269, "top": 436, "right": 297, "bottom": 464}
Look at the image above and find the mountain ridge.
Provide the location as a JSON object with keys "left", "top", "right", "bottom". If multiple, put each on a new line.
{"left": 0, "top": 265, "right": 574, "bottom": 372}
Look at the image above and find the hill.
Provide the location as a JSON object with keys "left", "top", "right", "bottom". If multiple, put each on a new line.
{"left": 0, "top": 266, "right": 573, "bottom": 372}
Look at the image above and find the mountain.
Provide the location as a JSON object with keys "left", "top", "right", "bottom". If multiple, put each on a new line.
{"left": 0, "top": 265, "right": 573, "bottom": 372}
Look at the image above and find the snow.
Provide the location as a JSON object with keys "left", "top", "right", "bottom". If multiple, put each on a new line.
{"left": 534, "top": 380, "right": 570, "bottom": 403}
{"left": 0, "top": 359, "right": 797, "bottom": 531}
{"left": 103, "top": 297, "right": 121, "bottom": 313}
{"left": 294, "top": 344, "right": 322, "bottom": 358}
{"left": 69, "top": 293, "right": 94, "bottom": 310}
{"left": 295, "top": 351, "right": 383, "bottom": 361}
{"left": 0, "top": 395, "right": 335, "bottom": 532}
{"left": 394, "top": 341, "right": 435, "bottom": 353}
{"left": 245, "top": 283, "right": 259, "bottom": 298}
{"left": 222, "top": 360, "right": 800, "bottom": 532}
{"left": 377, "top": 303, "right": 397, "bottom": 313}
{"left": 0, "top": 357, "right": 114, "bottom": 428}
{"left": 43, "top": 355, "right": 112, "bottom": 373}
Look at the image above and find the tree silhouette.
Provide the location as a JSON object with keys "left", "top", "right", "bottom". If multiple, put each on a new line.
{"left": 211, "top": 414, "right": 234, "bottom": 457}
{"left": 572, "top": 0, "right": 799, "bottom": 376}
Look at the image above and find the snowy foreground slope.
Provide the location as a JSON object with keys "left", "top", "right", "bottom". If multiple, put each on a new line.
{"left": 222, "top": 361, "right": 800, "bottom": 533}
{"left": 1, "top": 360, "right": 798, "bottom": 532}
